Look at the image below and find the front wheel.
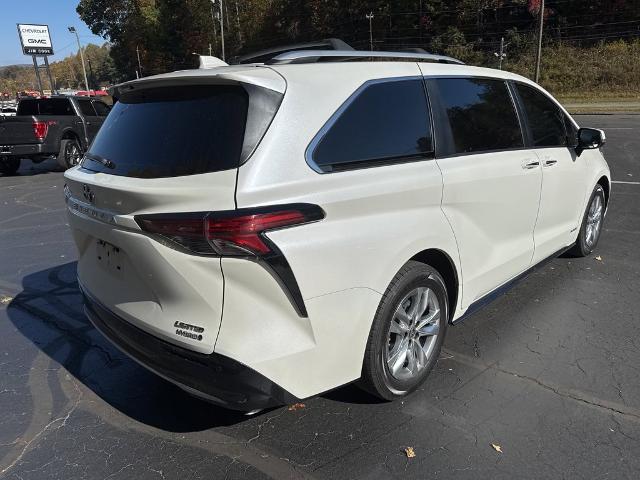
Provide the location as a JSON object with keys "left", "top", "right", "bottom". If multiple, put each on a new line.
{"left": 569, "top": 184, "right": 606, "bottom": 257}
{"left": 360, "top": 261, "right": 448, "bottom": 401}
{"left": 0, "top": 156, "right": 20, "bottom": 176}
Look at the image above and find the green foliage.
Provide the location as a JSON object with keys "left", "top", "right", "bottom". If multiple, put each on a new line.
{"left": 3, "top": 0, "right": 640, "bottom": 98}
{"left": 0, "top": 43, "right": 115, "bottom": 93}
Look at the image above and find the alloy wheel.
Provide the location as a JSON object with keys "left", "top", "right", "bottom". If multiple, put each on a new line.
{"left": 66, "top": 142, "right": 81, "bottom": 166}
{"left": 386, "top": 286, "right": 440, "bottom": 381}
{"left": 585, "top": 193, "right": 604, "bottom": 248}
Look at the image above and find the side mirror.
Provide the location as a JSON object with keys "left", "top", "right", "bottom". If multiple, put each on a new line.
{"left": 576, "top": 127, "right": 606, "bottom": 156}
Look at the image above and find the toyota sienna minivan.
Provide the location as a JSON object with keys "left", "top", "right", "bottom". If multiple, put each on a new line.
{"left": 64, "top": 49, "right": 610, "bottom": 411}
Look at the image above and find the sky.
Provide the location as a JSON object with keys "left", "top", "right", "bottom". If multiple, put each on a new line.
{"left": 0, "top": 0, "right": 105, "bottom": 66}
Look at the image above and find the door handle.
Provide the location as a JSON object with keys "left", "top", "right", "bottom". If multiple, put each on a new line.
{"left": 522, "top": 160, "right": 540, "bottom": 170}
{"left": 544, "top": 159, "right": 558, "bottom": 167}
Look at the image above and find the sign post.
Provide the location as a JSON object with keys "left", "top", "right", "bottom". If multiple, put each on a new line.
{"left": 16, "top": 24, "right": 55, "bottom": 96}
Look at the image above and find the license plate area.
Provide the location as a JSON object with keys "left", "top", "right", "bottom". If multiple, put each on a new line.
{"left": 96, "top": 239, "right": 123, "bottom": 273}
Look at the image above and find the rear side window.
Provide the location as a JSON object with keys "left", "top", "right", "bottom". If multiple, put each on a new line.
{"left": 429, "top": 78, "right": 523, "bottom": 156}
{"left": 311, "top": 78, "right": 432, "bottom": 172}
{"left": 77, "top": 99, "right": 97, "bottom": 116}
{"left": 17, "top": 98, "right": 74, "bottom": 116}
{"left": 515, "top": 84, "right": 566, "bottom": 147}
{"left": 83, "top": 86, "right": 248, "bottom": 178}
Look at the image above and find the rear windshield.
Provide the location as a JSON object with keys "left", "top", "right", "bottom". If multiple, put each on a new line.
{"left": 17, "top": 98, "right": 75, "bottom": 116}
{"left": 82, "top": 85, "right": 249, "bottom": 178}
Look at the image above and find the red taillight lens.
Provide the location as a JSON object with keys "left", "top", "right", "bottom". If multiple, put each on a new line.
{"left": 136, "top": 205, "right": 324, "bottom": 256}
{"left": 32, "top": 121, "right": 48, "bottom": 140}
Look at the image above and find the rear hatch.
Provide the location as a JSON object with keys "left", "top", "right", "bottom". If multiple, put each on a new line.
{"left": 64, "top": 67, "right": 285, "bottom": 354}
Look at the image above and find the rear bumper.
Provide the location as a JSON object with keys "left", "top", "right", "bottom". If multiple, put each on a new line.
{"left": 0, "top": 142, "right": 52, "bottom": 157}
{"left": 80, "top": 284, "right": 300, "bottom": 411}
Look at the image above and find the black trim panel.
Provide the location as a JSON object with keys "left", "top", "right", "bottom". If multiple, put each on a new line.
{"left": 81, "top": 285, "right": 300, "bottom": 411}
{"left": 453, "top": 245, "right": 572, "bottom": 325}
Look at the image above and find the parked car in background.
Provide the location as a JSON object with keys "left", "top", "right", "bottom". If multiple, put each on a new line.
{"left": 0, "top": 96, "right": 110, "bottom": 175}
{"left": 0, "top": 107, "right": 17, "bottom": 116}
{"left": 64, "top": 50, "right": 610, "bottom": 411}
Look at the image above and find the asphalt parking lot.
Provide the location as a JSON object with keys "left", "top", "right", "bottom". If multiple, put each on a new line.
{"left": 1, "top": 114, "right": 639, "bottom": 480}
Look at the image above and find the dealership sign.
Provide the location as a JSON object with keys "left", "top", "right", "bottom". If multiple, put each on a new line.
{"left": 17, "top": 24, "right": 53, "bottom": 55}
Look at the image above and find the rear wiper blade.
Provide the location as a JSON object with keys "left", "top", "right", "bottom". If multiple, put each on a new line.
{"left": 84, "top": 153, "right": 116, "bottom": 169}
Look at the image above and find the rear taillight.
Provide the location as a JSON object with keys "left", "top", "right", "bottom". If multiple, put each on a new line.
{"left": 32, "top": 121, "right": 48, "bottom": 140}
{"left": 136, "top": 204, "right": 324, "bottom": 256}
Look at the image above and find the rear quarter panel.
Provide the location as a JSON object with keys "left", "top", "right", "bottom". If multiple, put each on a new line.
{"left": 227, "top": 63, "right": 462, "bottom": 396}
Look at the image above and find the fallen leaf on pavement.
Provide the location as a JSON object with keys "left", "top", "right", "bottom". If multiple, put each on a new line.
{"left": 404, "top": 446, "right": 416, "bottom": 458}
{"left": 491, "top": 443, "right": 503, "bottom": 453}
{"left": 0, "top": 295, "right": 13, "bottom": 305}
{"left": 595, "top": 255, "right": 602, "bottom": 261}
{"left": 288, "top": 403, "right": 305, "bottom": 411}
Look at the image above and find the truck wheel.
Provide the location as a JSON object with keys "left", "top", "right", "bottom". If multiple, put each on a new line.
{"left": 58, "top": 139, "right": 83, "bottom": 170}
{"left": 0, "top": 156, "right": 20, "bottom": 176}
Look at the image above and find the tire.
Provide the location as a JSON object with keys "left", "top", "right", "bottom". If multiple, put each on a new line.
{"left": 360, "top": 261, "right": 448, "bottom": 401}
{"left": 57, "top": 138, "right": 83, "bottom": 170}
{"left": 569, "top": 184, "right": 606, "bottom": 257}
{"left": 0, "top": 156, "right": 20, "bottom": 176}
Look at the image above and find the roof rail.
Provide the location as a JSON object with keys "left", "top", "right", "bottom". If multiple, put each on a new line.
{"left": 266, "top": 50, "right": 465, "bottom": 65}
{"left": 236, "top": 38, "right": 353, "bottom": 64}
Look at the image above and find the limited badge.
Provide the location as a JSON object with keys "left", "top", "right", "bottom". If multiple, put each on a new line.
{"left": 174, "top": 321, "right": 205, "bottom": 341}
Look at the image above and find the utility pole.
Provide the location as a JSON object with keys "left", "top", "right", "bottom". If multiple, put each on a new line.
{"left": 211, "top": 0, "right": 226, "bottom": 61}
{"left": 136, "top": 45, "right": 143, "bottom": 77}
{"left": 366, "top": 12, "right": 374, "bottom": 51}
{"left": 494, "top": 37, "right": 506, "bottom": 70}
{"left": 68, "top": 26, "right": 89, "bottom": 93}
{"left": 211, "top": 3, "right": 218, "bottom": 54}
{"left": 534, "top": 0, "right": 545, "bottom": 83}
{"left": 235, "top": 1, "right": 243, "bottom": 45}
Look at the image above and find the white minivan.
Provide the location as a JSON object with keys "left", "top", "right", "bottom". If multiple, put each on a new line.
{"left": 64, "top": 50, "right": 610, "bottom": 411}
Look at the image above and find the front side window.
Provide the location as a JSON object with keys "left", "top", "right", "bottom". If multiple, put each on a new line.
{"left": 429, "top": 78, "right": 523, "bottom": 156}
{"left": 515, "top": 83, "right": 567, "bottom": 147}
{"left": 312, "top": 78, "right": 432, "bottom": 172}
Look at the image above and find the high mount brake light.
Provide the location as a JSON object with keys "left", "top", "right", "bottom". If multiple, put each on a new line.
{"left": 136, "top": 205, "right": 325, "bottom": 256}
{"left": 32, "top": 121, "right": 48, "bottom": 140}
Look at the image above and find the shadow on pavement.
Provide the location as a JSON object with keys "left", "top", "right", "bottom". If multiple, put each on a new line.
{"left": 0, "top": 158, "right": 64, "bottom": 177}
{"left": 7, "top": 261, "right": 251, "bottom": 432}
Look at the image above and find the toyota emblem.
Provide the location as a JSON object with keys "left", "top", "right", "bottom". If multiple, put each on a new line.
{"left": 82, "top": 184, "right": 95, "bottom": 204}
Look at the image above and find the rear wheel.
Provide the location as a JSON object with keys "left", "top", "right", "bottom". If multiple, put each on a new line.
{"left": 569, "top": 184, "right": 606, "bottom": 257}
{"left": 57, "top": 138, "right": 83, "bottom": 170}
{"left": 0, "top": 156, "right": 20, "bottom": 176}
{"left": 360, "top": 261, "right": 448, "bottom": 401}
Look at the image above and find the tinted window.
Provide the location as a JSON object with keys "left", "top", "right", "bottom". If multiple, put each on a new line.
{"left": 92, "top": 101, "right": 110, "bottom": 116}
{"left": 312, "top": 79, "right": 432, "bottom": 171}
{"left": 430, "top": 78, "right": 523, "bottom": 156}
{"left": 83, "top": 85, "right": 248, "bottom": 178}
{"left": 515, "top": 84, "right": 566, "bottom": 147}
{"left": 17, "top": 98, "right": 74, "bottom": 116}
{"left": 77, "top": 99, "right": 97, "bottom": 116}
